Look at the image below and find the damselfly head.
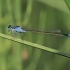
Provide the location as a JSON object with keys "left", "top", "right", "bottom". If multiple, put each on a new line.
{"left": 8, "top": 25, "right": 12, "bottom": 28}
{"left": 7, "top": 25, "right": 12, "bottom": 31}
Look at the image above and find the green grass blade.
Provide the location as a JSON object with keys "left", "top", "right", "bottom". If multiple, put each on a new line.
{"left": 6, "top": 0, "right": 14, "bottom": 24}
{"left": 22, "top": 0, "right": 33, "bottom": 26}
{"left": 38, "top": 0, "right": 70, "bottom": 13}
{"left": 64, "top": 0, "right": 70, "bottom": 10}
{"left": 0, "top": 33, "right": 70, "bottom": 58}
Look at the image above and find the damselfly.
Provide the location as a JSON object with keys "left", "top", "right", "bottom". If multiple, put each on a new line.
{"left": 7, "top": 25, "right": 70, "bottom": 37}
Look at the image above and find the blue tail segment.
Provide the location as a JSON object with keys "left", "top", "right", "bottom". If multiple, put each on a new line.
{"left": 63, "top": 34, "right": 70, "bottom": 37}
{"left": 68, "top": 34, "right": 70, "bottom": 37}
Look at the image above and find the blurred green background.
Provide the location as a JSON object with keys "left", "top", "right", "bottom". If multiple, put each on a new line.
{"left": 0, "top": 0, "right": 70, "bottom": 70}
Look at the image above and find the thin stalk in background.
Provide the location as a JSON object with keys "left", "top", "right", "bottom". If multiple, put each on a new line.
{"left": 22, "top": 0, "right": 33, "bottom": 26}
{"left": 6, "top": 0, "right": 14, "bottom": 24}
{"left": 0, "top": 1, "right": 7, "bottom": 70}
{"left": 14, "top": 0, "right": 21, "bottom": 25}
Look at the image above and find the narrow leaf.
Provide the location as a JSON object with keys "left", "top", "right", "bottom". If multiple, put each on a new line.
{"left": 64, "top": 0, "right": 70, "bottom": 10}
{"left": 0, "top": 33, "right": 70, "bottom": 58}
